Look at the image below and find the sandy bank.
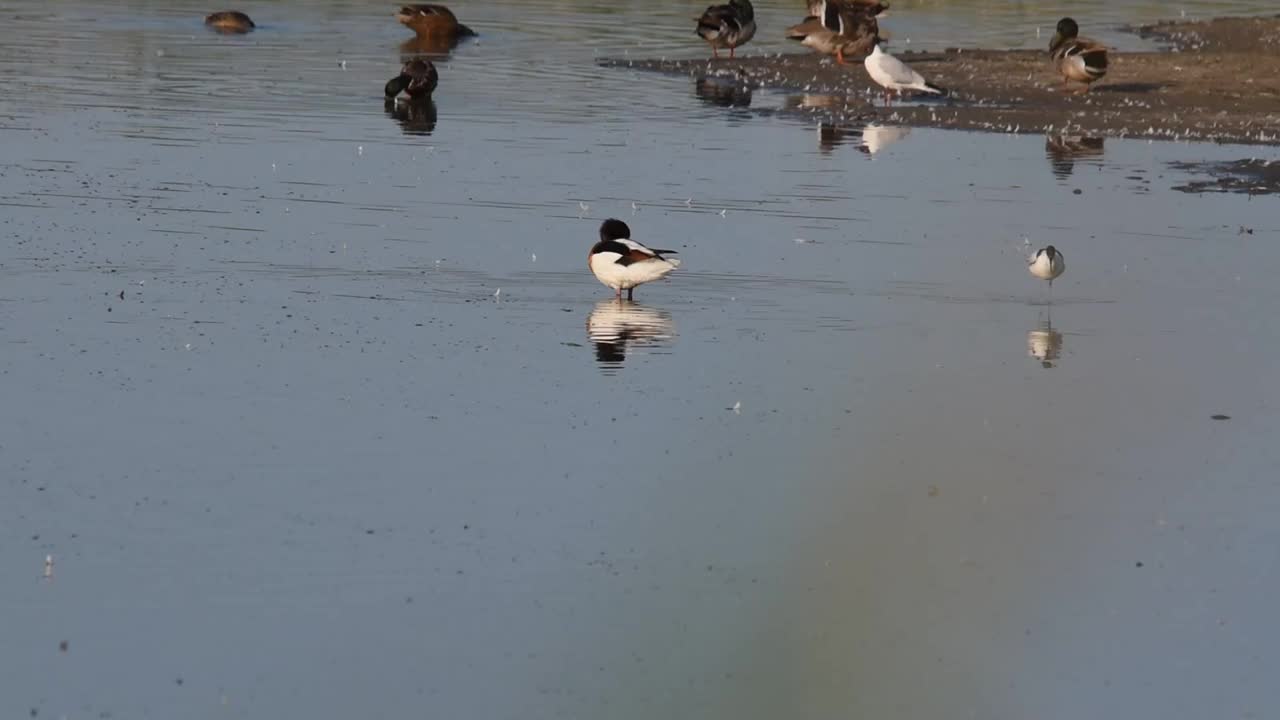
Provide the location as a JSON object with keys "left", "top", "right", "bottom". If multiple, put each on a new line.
{"left": 603, "top": 15, "right": 1280, "bottom": 146}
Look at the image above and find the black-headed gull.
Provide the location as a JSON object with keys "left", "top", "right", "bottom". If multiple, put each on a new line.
{"left": 863, "top": 43, "right": 945, "bottom": 106}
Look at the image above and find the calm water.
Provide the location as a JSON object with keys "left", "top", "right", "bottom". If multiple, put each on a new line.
{"left": 3, "top": 1, "right": 1280, "bottom": 718}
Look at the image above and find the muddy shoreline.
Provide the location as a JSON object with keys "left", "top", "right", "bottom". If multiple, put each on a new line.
{"left": 603, "top": 15, "right": 1280, "bottom": 146}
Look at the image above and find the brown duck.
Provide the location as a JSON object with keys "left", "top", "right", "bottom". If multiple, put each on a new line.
{"left": 695, "top": 0, "right": 756, "bottom": 59}
{"left": 205, "top": 10, "right": 255, "bottom": 33}
{"left": 395, "top": 5, "right": 476, "bottom": 40}
{"left": 385, "top": 58, "right": 440, "bottom": 100}
{"left": 786, "top": 0, "right": 882, "bottom": 64}
{"left": 1049, "top": 17, "right": 1108, "bottom": 90}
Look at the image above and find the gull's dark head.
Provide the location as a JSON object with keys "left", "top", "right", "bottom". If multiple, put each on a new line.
{"left": 599, "top": 219, "right": 631, "bottom": 242}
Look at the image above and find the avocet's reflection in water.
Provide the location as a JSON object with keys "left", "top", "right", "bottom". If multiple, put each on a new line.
{"left": 1027, "top": 314, "right": 1064, "bottom": 368}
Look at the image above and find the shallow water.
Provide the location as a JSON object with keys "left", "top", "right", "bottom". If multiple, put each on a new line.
{"left": 3, "top": 1, "right": 1280, "bottom": 718}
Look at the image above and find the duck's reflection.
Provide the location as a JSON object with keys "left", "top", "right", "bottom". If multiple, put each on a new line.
{"left": 783, "top": 93, "right": 840, "bottom": 111}
{"left": 586, "top": 299, "right": 676, "bottom": 373}
{"left": 694, "top": 76, "right": 753, "bottom": 108}
{"left": 384, "top": 97, "right": 438, "bottom": 135}
{"left": 399, "top": 35, "right": 461, "bottom": 60}
{"left": 1045, "top": 135, "right": 1104, "bottom": 179}
{"left": 858, "top": 124, "right": 911, "bottom": 155}
{"left": 1027, "top": 315, "right": 1064, "bottom": 368}
{"left": 816, "top": 122, "right": 855, "bottom": 154}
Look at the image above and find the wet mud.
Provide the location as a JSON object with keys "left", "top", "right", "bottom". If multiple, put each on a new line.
{"left": 605, "top": 15, "right": 1280, "bottom": 146}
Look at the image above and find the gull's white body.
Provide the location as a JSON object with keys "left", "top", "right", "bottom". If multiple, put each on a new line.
{"left": 864, "top": 44, "right": 941, "bottom": 95}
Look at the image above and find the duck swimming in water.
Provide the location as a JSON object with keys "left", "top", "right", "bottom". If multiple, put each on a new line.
{"left": 395, "top": 4, "right": 476, "bottom": 40}
{"left": 385, "top": 58, "right": 439, "bottom": 100}
{"left": 205, "top": 10, "right": 254, "bottom": 33}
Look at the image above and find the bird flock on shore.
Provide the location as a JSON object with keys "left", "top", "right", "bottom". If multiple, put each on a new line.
{"left": 203, "top": 3, "right": 1093, "bottom": 300}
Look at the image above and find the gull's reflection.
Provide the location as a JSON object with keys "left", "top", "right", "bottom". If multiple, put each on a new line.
{"left": 384, "top": 98, "right": 438, "bottom": 136}
{"left": 1045, "top": 135, "right": 1104, "bottom": 179}
{"left": 586, "top": 299, "right": 676, "bottom": 373}
{"left": 694, "top": 76, "right": 753, "bottom": 108}
{"left": 1027, "top": 314, "right": 1064, "bottom": 369}
{"left": 858, "top": 124, "right": 911, "bottom": 155}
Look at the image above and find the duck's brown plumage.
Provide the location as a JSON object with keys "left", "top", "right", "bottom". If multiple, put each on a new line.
{"left": 385, "top": 58, "right": 440, "bottom": 99}
{"left": 395, "top": 4, "right": 475, "bottom": 39}
{"left": 786, "top": 0, "right": 881, "bottom": 63}
{"left": 805, "top": 0, "right": 888, "bottom": 19}
{"left": 205, "top": 10, "right": 254, "bottom": 33}
{"left": 1049, "top": 17, "right": 1108, "bottom": 89}
{"left": 695, "top": 0, "right": 756, "bottom": 59}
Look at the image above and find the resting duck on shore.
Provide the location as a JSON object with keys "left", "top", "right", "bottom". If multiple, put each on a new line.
{"left": 786, "top": 0, "right": 882, "bottom": 64}
{"left": 1049, "top": 17, "right": 1108, "bottom": 90}
{"left": 695, "top": 0, "right": 756, "bottom": 59}
{"left": 205, "top": 10, "right": 254, "bottom": 33}
{"left": 395, "top": 4, "right": 476, "bottom": 40}
{"left": 385, "top": 58, "right": 439, "bottom": 100}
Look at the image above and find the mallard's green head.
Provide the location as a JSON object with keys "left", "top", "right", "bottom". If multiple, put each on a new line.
{"left": 1050, "top": 17, "right": 1078, "bottom": 51}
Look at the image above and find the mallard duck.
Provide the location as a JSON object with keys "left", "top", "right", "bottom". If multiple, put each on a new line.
{"left": 395, "top": 4, "right": 475, "bottom": 39}
{"left": 695, "top": 0, "right": 756, "bottom": 59}
{"left": 1049, "top": 18, "right": 1108, "bottom": 90}
{"left": 385, "top": 58, "right": 439, "bottom": 100}
{"left": 1028, "top": 245, "right": 1066, "bottom": 288}
{"left": 589, "top": 219, "right": 681, "bottom": 300}
{"left": 205, "top": 10, "right": 254, "bottom": 33}
{"left": 786, "top": 0, "right": 881, "bottom": 64}
{"left": 864, "top": 43, "right": 945, "bottom": 105}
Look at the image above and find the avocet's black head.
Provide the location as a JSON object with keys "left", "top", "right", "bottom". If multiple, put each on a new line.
{"left": 730, "top": 0, "right": 754, "bottom": 21}
{"left": 599, "top": 219, "right": 631, "bottom": 242}
{"left": 1044, "top": 245, "right": 1058, "bottom": 259}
